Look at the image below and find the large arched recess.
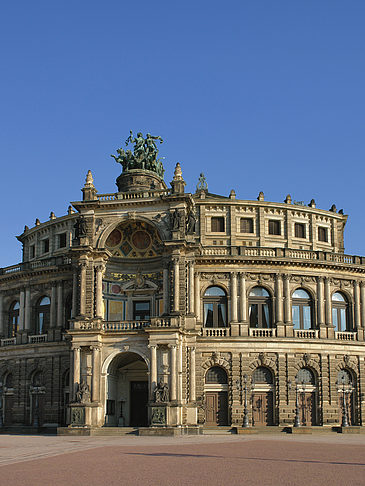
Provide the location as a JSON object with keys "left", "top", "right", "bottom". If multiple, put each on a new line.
{"left": 105, "top": 352, "right": 149, "bottom": 427}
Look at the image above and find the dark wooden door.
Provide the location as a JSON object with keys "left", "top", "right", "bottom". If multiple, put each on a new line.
{"left": 130, "top": 381, "right": 148, "bottom": 426}
{"left": 299, "top": 392, "right": 315, "bottom": 426}
{"left": 252, "top": 392, "right": 274, "bottom": 426}
{"left": 3, "top": 395, "right": 13, "bottom": 426}
{"left": 31, "top": 394, "right": 45, "bottom": 426}
{"left": 338, "top": 392, "right": 354, "bottom": 425}
{"left": 205, "top": 391, "right": 228, "bottom": 426}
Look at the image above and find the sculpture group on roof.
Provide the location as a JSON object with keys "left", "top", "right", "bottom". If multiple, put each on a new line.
{"left": 111, "top": 131, "right": 165, "bottom": 178}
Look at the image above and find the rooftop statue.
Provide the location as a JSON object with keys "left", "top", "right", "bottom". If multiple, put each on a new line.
{"left": 111, "top": 131, "right": 165, "bottom": 178}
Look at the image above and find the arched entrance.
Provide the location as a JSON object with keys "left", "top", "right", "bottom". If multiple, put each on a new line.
{"left": 105, "top": 352, "right": 149, "bottom": 427}
{"left": 204, "top": 366, "right": 229, "bottom": 426}
{"left": 296, "top": 368, "right": 317, "bottom": 426}
{"left": 252, "top": 367, "right": 274, "bottom": 426}
{"left": 337, "top": 369, "right": 356, "bottom": 425}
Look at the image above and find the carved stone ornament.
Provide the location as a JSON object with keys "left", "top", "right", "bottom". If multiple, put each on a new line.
{"left": 151, "top": 406, "right": 167, "bottom": 426}
{"left": 71, "top": 406, "right": 85, "bottom": 425}
{"left": 343, "top": 354, "right": 350, "bottom": 366}
{"left": 258, "top": 352, "right": 267, "bottom": 365}
{"left": 201, "top": 273, "right": 230, "bottom": 280}
{"left": 75, "top": 381, "right": 91, "bottom": 404}
{"left": 154, "top": 380, "right": 169, "bottom": 403}
{"left": 303, "top": 353, "right": 311, "bottom": 365}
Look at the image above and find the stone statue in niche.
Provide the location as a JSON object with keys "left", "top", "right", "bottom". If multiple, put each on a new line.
{"left": 75, "top": 380, "right": 91, "bottom": 403}
{"left": 74, "top": 216, "right": 87, "bottom": 239}
{"left": 172, "top": 209, "right": 181, "bottom": 231}
{"left": 187, "top": 209, "right": 197, "bottom": 234}
{"left": 154, "top": 380, "right": 169, "bottom": 403}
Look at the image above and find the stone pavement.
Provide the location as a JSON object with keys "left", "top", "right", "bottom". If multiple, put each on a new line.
{"left": 0, "top": 434, "right": 365, "bottom": 485}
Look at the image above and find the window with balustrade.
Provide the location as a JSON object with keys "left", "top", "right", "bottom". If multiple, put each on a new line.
{"left": 292, "top": 289, "right": 313, "bottom": 330}
{"left": 8, "top": 301, "right": 20, "bottom": 338}
{"left": 249, "top": 287, "right": 272, "bottom": 328}
{"left": 332, "top": 292, "right": 350, "bottom": 331}
{"left": 35, "top": 296, "right": 50, "bottom": 334}
{"left": 203, "top": 286, "right": 227, "bottom": 328}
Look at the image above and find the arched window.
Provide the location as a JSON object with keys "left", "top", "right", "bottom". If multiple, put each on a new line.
{"left": 205, "top": 366, "right": 228, "bottom": 384}
{"left": 296, "top": 368, "right": 315, "bottom": 385}
{"left": 337, "top": 369, "right": 352, "bottom": 386}
{"left": 32, "top": 371, "right": 44, "bottom": 387}
{"left": 332, "top": 292, "right": 349, "bottom": 331}
{"left": 35, "top": 296, "right": 50, "bottom": 334}
{"left": 8, "top": 301, "right": 20, "bottom": 338}
{"left": 252, "top": 366, "right": 273, "bottom": 384}
{"left": 4, "top": 372, "right": 13, "bottom": 388}
{"left": 203, "top": 286, "right": 227, "bottom": 328}
{"left": 64, "top": 294, "right": 73, "bottom": 330}
{"left": 249, "top": 287, "right": 272, "bottom": 328}
{"left": 292, "top": 289, "right": 313, "bottom": 330}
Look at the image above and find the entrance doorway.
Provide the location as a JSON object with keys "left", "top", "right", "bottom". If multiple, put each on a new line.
{"left": 204, "top": 366, "right": 229, "bottom": 426}
{"left": 299, "top": 392, "right": 315, "bottom": 426}
{"left": 105, "top": 352, "right": 149, "bottom": 427}
{"left": 251, "top": 367, "right": 274, "bottom": 426}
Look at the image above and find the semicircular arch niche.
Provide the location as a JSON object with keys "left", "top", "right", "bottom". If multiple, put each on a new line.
{"left": 105, "top": 221, "right": 163, "bottom": 259}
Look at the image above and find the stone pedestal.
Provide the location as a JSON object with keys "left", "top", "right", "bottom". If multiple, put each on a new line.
{"left": 150, "top": 404, "right": 168, "bottom": 426}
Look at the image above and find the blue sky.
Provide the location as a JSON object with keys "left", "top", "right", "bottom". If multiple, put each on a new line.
{"left": 1, "top": 1, "right": 364, "bottom": 267}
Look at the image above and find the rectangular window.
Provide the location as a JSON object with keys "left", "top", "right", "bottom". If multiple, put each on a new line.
{"left": 240, "top": 218, "right": 254, "bottom": 233}
{"left": 268, "top": 220, "right": 281, "bottom": 235}
{"left": 211, "top": 217, "right": 225, "bottom": 232}
{"left": 42, "top": 239, "right": 50, "bottom": 253}
{"left": 29, "top": 245, "right": 35, "bottom": 259}
{"left": 318, "top": 227, "right": 328, "bottom": 242}
{"left": 58, "top": 233, "right": 67, "bottom": 248}
{"left": 294, "top": 223, "right": 306, "bottom": 238}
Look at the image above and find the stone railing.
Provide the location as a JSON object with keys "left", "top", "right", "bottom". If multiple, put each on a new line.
{"left": 335, "top": 331, "right": 356, "bottom": 341}
{"left": 0, "top": 337, "right": 16, "bottom": 346}
{"left": 201, "top": 327, "right": 230, "bottom": 337}
{"left": 28, "top": 334, "right": 48, "bottom": 344}
{"left": 0, "top": 256, "right": 72, "bottom": 276}
{"left": 102, "top": 320, "right": 151, "bottom": 331}
{"left": 97, "top": 189, "right": 171, "bottom": 202}
{"left": 294, "top": 329, "right": 318, "bottom": 339}
{"left": 249, "top": 328, "right": 276, "bottom": 338}
{"left": 200, "top": 246, "right": 365, "bottom": 266}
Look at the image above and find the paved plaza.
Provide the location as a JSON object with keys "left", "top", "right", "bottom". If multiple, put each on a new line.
{"left": 0, "top": 434, "right": 365, "bottom": 486}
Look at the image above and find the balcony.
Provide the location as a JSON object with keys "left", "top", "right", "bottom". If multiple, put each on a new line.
{"left": 249, "top": 328, "right": 276, "bottom": 338}
{"left": 201, "top": 327, "right": 230, "bottom": 337}
{"left": 294, "top": 329, "right": 318, "bottom": 339}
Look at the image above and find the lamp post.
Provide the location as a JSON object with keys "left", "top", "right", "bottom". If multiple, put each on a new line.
{"left": 337, "top": 377, "right": 351, "bottom": 428}
{"left": 288, "top": 378, "right": 301, "bottom": 427}
{"left": 236, "top": 374, "right": 252, "bottom": 428}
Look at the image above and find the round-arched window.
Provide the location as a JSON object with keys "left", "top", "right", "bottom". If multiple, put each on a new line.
{"left": 296, "top": 368, "right": 315, "bottom": 385}
{"left": 205, "top": 366, "right": 228, "bottom": 384}
{"left": 292, "top": 289, "right": 313, "bottom": 330}
{"left": 249, "top": 287, "right": 272, "bottom": 328}
{"left": 203, "top": 286, "right": 227, "bottom": 328}
{"left": 332, "top": 292, "right": 349, "bottom": 331}
{"left": 35, "top": 296, "right": 51, "bottom": 334}
{"left": 337, "top": 369, "right": 352, "bottom": 386}
{"left": 252, "top": 367, "right": 273, "bottom": 384}
{"left": 8, "top": 301, "right": 20, "bottom": 338}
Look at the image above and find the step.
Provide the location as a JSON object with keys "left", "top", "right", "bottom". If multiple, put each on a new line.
{"left": 90, "top": 427, "right": 139, "bottom": 436}
{"left": 202, "top": 427, "right": 237, "bottom": 435}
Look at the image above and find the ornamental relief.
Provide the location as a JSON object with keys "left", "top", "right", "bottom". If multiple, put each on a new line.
{"left": 290, "top": 275, "right": 316, "bottom": 284}
{"left": 200, "top": 273, "right": 230, "bottom": 280}
{"left": 247, "top": 273, "right": 273, "bottom": 282}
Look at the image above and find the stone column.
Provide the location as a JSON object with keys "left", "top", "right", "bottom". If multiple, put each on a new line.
{"left": 283, "top": 274, "right": 291, "bottom": 324}
{"left": 173, "top": 257, "right": 179, "bottom": 313}
{"left": 163, "top": 266, "right": 169, "bottom": 314}
{"left": 73, "top": 347, "right": 81, "bottom": 400}
{"left": 50, "top": 284, "right": 57, "bottom": 328}
{"left": 317, "top": 277, "right": 325, "bottom": 326}
{"left": 169, "top": 344, "right": 177, "bottom": 401}
{"left": 19, "top": 289, "right": 25, "bottom": 331}
{"left": 95, "top": 264, "right": 104, "bottom": 318}
{"left": 325, "top": 277, "right": 332, "bottom": 326}
{"left": 190, "top": 346, "right": 196, "bottom": 402}
{"left": 275, "top": 274, "right": 283, "bottom": 324}
{"left": 80, "top": 262, "right": 87, "bottom": 316}
{"left": 231, "top": 272, "right": 238, "bottom": 322}
{"left": 92, "top": 346, "right": 100, "bottom": 402}
{"left": 57, "top": 281, "right": 63, "bottom": 328}
{"left": 24, "top": 287, "right": 31, "bottom": 330}
{"left": 360, "top": 282, "right": 365, "bottom": 328}
{"left": 239, "top": 273, "right": 247, "bottom": 322}
{"left": 0, "top": 292, "right": 4, "bottom": 336}
{"left": 72, "top": 269, "right": 78, "bottom": 318}
{"left": 354, "top": 280, "right": 361, "bottom": 330}
{"left": 149, "top": 344, "right": 157, "bottom": 399}
{"left": 188, "top": 261, "right": 194, "bottom": 314}
{"left": 194, "top": 272, "right": 200, "bottom": 322}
